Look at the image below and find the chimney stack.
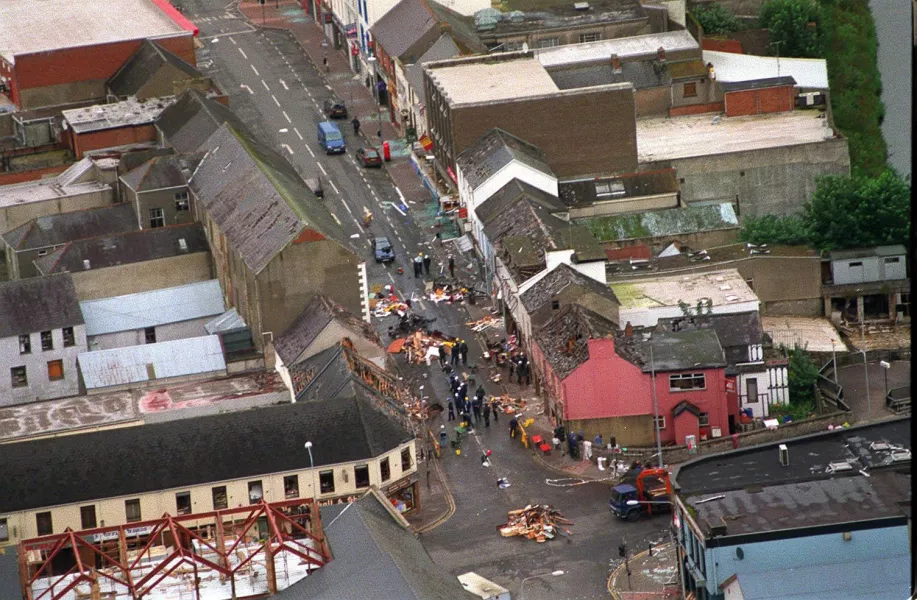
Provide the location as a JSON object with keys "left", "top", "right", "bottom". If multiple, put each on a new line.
{"left": 610, "top": 54, "right": 622, "bottom": 73}
{"left": 657, "top": 47, "right": 666, "bottom": 62}
{"left": 624, "top": 322, "right": 633, "bottom": 337}
{"left": 566, "top": 337, "right": 576, "bottom": 353}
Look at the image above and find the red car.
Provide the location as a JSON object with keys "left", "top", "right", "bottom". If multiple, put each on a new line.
{"left": 356, "top": 147, "right": 383, "bottom": 167}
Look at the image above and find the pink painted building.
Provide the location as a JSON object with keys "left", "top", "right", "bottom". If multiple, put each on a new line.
{"left": 532, "top": 305, "right": 734, "bottom": 448}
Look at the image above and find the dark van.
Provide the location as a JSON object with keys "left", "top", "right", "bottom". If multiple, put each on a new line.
{"left": 317, "top": 121, "right": 345, "bottom": 154}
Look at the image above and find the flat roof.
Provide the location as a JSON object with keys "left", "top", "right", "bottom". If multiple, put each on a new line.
{"left": 636, "top": 111, "right": 836, "bottom": 163}
{"left": 63, "top": 97, "right": 175, "bottom": 134}
{"left": 425, "top": 56, "right": 559, "bottom": 105}
{"left": 0, "top": 180, "right": 110, "bottom": 209}
{"left": 761, "top": 316, "right": 847, "bottom": 352}
{"left": 537, "top": 30, "right": 698, "bottom": 68}
{"left": 704, "top": 50, "right": 829, "bottom": 90}
{"left": 0, "top": 0, "right": 188, "bottom": 64}
{"left": 611, "top": 268, "right": 758, "bottom": 310}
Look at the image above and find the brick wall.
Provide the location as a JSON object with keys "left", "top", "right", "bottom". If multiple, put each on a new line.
{"left": 73, "top": 125, "right": 158, "bottom": 159}
{"left": 0, "top": 165, "right": 70, "bottom": 186}
{"left": 702, "top": 38, "right": 743, "bottom": 54}
{"left": 725, "top": 86, "right": 795, "bottom": 117}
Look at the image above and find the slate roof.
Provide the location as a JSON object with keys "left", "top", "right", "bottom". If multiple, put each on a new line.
{"left": 277, "top": 493, "right": 476, "bottom": 600}
{"left": 655, "top": 312, "right": 762, "bottom": 351}
{"left": 275, "top": 295, "right": 381, "bottom": 365}
{"left": 405, "top": 34, "right": 461, "bottom": 106}
{"left": 534, "top": 304, "right": 617, "bottom": 379}
{"left": 155, "top": 89, "right": 250, "bottom": 153}
{"left": 577, "top": 203, "right": 737, "bottom": 242}
{"left": 78, "top": 335, "right": 227, "bottom": 389}
{"left": 456, "top": 128, "right": 553, "bottom": 190}
{"left": 720, "top": 76, "right": 797, "bottom": 92}
{"left": 33, "top": 223, "right": 208, "bottom": 275}
{"left": 0, "top": 273, "right": 83, "bottom": 338}
{"left": 641, "top": 329, "right": 726, "bottom": 372}
{"left": 190, "top": 124, "right": 346, "bottom": 274}
{"left": 519, "top": 262, "right": 619, "bottom": 313}
{"left": 0, "top": 203, "right": 138, "bottom": 251}
{"left": 0, "top": 395, "right": 412, "bottom": 513}
{"left": 108, "top": 39, "right": 202, "bottom": 99}
{"left": 370, "top": 0, "right": 484, "bottom": 64}
{"left": 79, "top": 280, "right": 225, "bottom": 336}
{"left": 120, "top": 153, "right": 201, "bottom": 192}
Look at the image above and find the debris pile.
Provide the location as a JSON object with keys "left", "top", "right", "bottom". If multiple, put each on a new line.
{"left": 389, "top": 330, "right": 456, "bottom": 365}
{"left": 428, "top": 283, "right": 468, "bottom": 304}
{"left": 498, "top": 505, "right": 573, "bottom": 543}
{"left": 493, "top": 395, "right": 527, "bottom": 414}
{"left": 370, "top": 285, "right": 410, "bottom": 318}
{"left": 467, "top": 315, "right": 500, "bottom": 333}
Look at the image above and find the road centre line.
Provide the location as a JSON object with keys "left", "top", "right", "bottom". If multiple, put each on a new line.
{"left": 261, "top": 79, "right": 270, "bottom": 91}
{"left": 251, "top": 64, "right": 259, "bottom": 76}
{"left": 272, "top": 95, "right": 281, "bottom": 107}
{"left": 283, "top": 111, "right": 291, "bottom": 123}
{"left": 305, "top": 145, "right": 315, "bottom": 158}
{"left": 329, "top": 180, "right": 340, "bottom": 194}
{"left": 294, "top": 128, "right": 303, "bottom": 140}
{"left": 317, "top": 162, "right": 328, "bottom": 176}
{"left": 238, "top": 48, "right": 247, "bottom": 58}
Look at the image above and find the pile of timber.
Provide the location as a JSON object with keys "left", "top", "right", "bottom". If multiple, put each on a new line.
{"left": 497, "top": 505, "right": 573, "bottom": 543}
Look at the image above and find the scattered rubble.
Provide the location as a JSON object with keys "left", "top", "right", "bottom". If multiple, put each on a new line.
{"left": 388, "top": 330, "right": 456, "bottom": 365}
{"left": 467, "top": 315, "right": 500, "bottom": 333}
{"left": 498, "top": 505, "right": 573, "bottom": 543}
{"left": 492, "top": 395, "right": 528, "bottom": 414}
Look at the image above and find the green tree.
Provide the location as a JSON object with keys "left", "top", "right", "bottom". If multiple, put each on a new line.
{"left": 759, "top": 0, "right": 822, "bottom": 58}
{"left": 786, "top": 345, "right": 819, "bottom": 405}
{"left": 804, "top": 169, "right": 911, "bottom": 251}
{"left": 693, "top": 3, "right": 744, "bottom": 36}
{"left": 738, "top": 214, "right": 809, "bottom": 246}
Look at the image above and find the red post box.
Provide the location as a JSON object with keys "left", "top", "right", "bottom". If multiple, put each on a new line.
{"left": 382, "top": 141, "right": 391, "bottom": 161}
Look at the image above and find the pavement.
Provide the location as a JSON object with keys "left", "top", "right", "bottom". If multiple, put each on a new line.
{"left": 836, "top": 357, "right": 910, "bottom": 420}
{"left": 607, "top": 542, "right": 680, "bottom": 600}
{"left": 184, "top": 2, "right": 672, "bottom": 596}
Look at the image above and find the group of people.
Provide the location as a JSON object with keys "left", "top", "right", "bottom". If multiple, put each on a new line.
{"left": 413, "top": 253, "right": 432, "bottom": 278}
{"left": 507, "top": 352, "right": 532, "bottom": 386}
{"left": 439, "top": 340, "right": 469, "bottom": 367}
{"left": 445, "top": 370, "right": 501, "bottom": 430}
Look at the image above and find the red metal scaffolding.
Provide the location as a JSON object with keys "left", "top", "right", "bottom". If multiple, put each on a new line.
{"left": 19, "top": 498, "right": 330, "bottom": 600}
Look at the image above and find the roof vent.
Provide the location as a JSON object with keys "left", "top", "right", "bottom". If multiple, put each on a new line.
{"left": 573, "top": 1, "right": 589, "bottom": 9}
{"left": 508, "top": 10, "right": 525, "bottom": 23}
{"left": 827, "top": 461, "right": 854, "bottom": 473}
{"left": 178, "top": 238, "right": 188, "bottom": 252}
{"left": 82, "top": 259, "right": 91, "bottom": 270}
{"left": 890, "top": 449, "right": 911, "bottom": 463}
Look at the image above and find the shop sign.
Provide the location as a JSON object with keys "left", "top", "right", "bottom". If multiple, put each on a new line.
{"left": 385, "top": 476, "right": 412, "bottom": 495}
{"left": 351, "top": 42, "right": 359, "bottom": 56}
{"left": 725, "top": 379, "right": 736, "bottom": 393}
{"left": 458, "top": 207, "right": 468, "bottom": 219}
{"left": 345, "top": 23, "right": 358, "bottom": 39}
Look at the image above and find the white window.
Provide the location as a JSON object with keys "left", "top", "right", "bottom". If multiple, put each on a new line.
{"left": 505, "top": 41, "right": 525, "bottom": 51}
{"left": 579, "top": 32, "right": 600, "bottom": 43}
{"left": 0, "top": 518, "right": 8, "bottom": 542}
{"left": 884, "top": 257, "right": 900, "bottom": 264}
{"left": 174, "top": 191, "right": 190, "bottom": 211}
{"left": 698, "top": 412, "right": 710, "bottom": 427}
{"left": 595, "top": 179, "right": 626, "bottom": 198}
{"left": 670, "top": 373, "right": 706, "bottom": 391}
{"left": 149, "top": 208, "right": 165, "bottom": 229}
{"left": 653, "top": 416, "right": 666, "bottom": 430}
{"left": 536, "top": 38, "right": 558, "bottom": 48}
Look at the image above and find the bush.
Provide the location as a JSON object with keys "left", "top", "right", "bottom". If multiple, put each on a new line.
{"left": 738, "top": 214, "right": 809, "bottom": 246}
{"left": 693, "top": 3, "right": 744, "bottom": 36}
{"left": 785, "top": 345, "right": 820, "bottom": 405}
{"left": 759, "top": 0, "right": 822, "bottom": 58}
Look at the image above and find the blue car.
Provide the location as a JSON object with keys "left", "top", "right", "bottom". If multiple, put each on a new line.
{"left": 372, "top": 236, "right": 394, "bottom": 263}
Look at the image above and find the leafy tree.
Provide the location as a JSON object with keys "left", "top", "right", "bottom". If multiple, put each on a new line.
{"left": 785, "top": 345, "right": 819, "bottom": 405}
{"left": 759, "top": 0, "right": 822, "bottom": 58}
{"left": 738, "top": 214, "right": 809, "bottom": 246}
{"left": 803, "top": 169, "right": 911, "bottom": 252}
{"left": 693, "top": 3, "right": 744, "bottom": 36}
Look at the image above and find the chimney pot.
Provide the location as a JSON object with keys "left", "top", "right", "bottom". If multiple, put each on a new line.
{"left": 624, "top": 322, "right": 633, "bottom": 337}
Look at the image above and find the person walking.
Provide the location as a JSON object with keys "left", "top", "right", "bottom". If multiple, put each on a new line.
{"left": 491, "top": 397, "right": 500, "bottom": 424}
{"left": 483, "top": 401, "right": 491, "bottom": 427}
{"left": 472, "top": 397, "right": 482, "bottom": 423}
{"left": 459, "top": 340, "right": 469, "bottom": 366}
{"left": 322, "top": 55, "right": 329, "bottom": 73}
{"left": 594, "top": 433, "right": 603, "bottom": 449}
{"left": 413, "top": 253, "right": 423, "bottom": 278}
{"left": 422, "top": 254, "right": 431, "bottom": 276}
{"left": 448, "top": 256, "right": 455, "bottom": 278}
{"left": 351, "top": 117, "right": 361, "bottom": 136}
{"left": 438, "top": 344, "right": 446, "bottom": 368}
{"left": 508, "top": 354, "right": 516, "bottom": 380}
{"left": 509, "top": 416, "right": 519, "bottom": 439}
{"left": 451, "top": 343, "right": 461, "bottom": 366}
{"left": 447, "top": 398, "right": 455, "bottom": 421}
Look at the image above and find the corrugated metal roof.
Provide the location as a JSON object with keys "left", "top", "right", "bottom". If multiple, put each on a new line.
{"left": 80, "top": 280, "right": 225, "bottom": 336}
{"left": 78, "top": 335, "right": 226, "bottom": 389}
{"left": 205, "top": 307, "right": 247, "bottom": 334}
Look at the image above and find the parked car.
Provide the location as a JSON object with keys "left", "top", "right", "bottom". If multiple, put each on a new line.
{"left": 356, "top": 147, "right": 382, "bottom": 167}
{"left": 323, "top": 98, "right": 347, "bottom": 118}
{"left": 317, "top": 121, "right": 345, "bottom": 154}
{"left": 372, "top": 236, "right": 395, "bottom": 263}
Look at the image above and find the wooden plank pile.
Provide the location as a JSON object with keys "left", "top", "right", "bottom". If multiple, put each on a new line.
{"left": 497, "top": 505, "right": 573, "bottom": 543}
{"left": 466, "top": 315, "right": 500, "bottom": 332}
{"left": 493, "top": 395, "right": 527, "bottom": 414}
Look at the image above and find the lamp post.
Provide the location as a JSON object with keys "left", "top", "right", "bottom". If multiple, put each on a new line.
{"left": 650, "top": 345, "right": 663, "bottom": 469}
{"left": 520, "top": 570, "right": 564, "bottom": 599}
{"left": 879, "top": 360, "right": 890, "bottom": 399}
{"left": 831, "top": 339, "right": 838, "bottom": 384}
{"left": 860, "top": 350, "right": 871, "bottom": 418}
{"left": 304, "top": 441, "right": 314, "bottom": 496}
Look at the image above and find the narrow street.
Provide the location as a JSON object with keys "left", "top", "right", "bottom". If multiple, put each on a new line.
{"left": 181, "top": 2, "right": 670, "bottom": 596}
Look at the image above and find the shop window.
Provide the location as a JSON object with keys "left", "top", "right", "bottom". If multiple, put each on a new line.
{"left": 319, "top": 470, "right": 335, "bottom": 494}
{"left": 175, "top": 191, "right": 190, "bottom": 211}
{"left": 18, "top": 334, "right": 30, "bottom": 354}
{"left": 40, "top": 330, "right": 53, "bottom": 351}
{"left": 284, "top": 475, "right": 300, "bottom": 499}
{"left": 670, "top": 373, "right": 706, "bottom": 391}
{"left": 176, "top": 491, "right": 192, "bottom": 515}
{"left": 698, "top": 412, "right": 710, "bottom": 427}
{"left": 683, "top": 82, "right": 698, "bottom": 97}
{"left": 80, "top": 505, "right": 97, "bottom": 529}
{"left": 47, "top": 360, "right": 64, "bottom": 381}
{"left": 653, "top": 416, "right": 666, "bottom": 430}
{"left": 10, "top": 366, "right": 27, "bottom": 388}
{"left": 149, "top": 208, "right": 165, "bottom": 229}
{"left": 0, "top": 518, "right": 8, "bottom": 542}
{"left": 62, "top": 327, "right": 75, "bottom": 347}
{"left": 212, "top": 486, "right": 228, "bottom": 510}
{"left": 401, "top": 447, "right": 413, "bottom": 471}
{"left": 145, "top": 327, "right": 157, "bottom": 344}
{"left": 248, "top": 481, "right": 263, "bottom": 504}
{"left": 355, "top": 465, "right": 370, "bottom": 489}
{"left": 36, "top": 512, "right": 53, "bottom": 536}
{"left": 380, "top": 457, "right": 391, "bottom": 482}
{"left": 125, "top": 499, "right": 141, "bottom": 523}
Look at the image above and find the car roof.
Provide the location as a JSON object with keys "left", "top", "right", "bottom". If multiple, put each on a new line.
{"left": 319, "top": 121, "right": 341, "bottom": 131}
{"left": 375, "top": 236, "right": 391, "bottom": 243}
{"left": 613, "top": 483, "right": 637, "bottom": 493}
{"left": 363, "top": 147, "right": 379, "bottom": 154}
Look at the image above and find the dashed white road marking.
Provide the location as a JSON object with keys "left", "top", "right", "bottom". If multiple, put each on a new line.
{"left": 339, "top": 197, "right": 355, "bottom": 217}
{"left": 238, "top": 48, "right": 247, "bottom": 59}
{"left": 261, "top": 79, "right": 270, "bottom": 91}
{"left": 279, "top": 79, "right": 289, "bottom": 90}
{"left": 317, "top": 162, "right": 328, "bottom": 176}
{"left": 272, "top": 95, "right": 281, "bottom": 107}
{"left": 251, "top": 64, "right": 259, "bottom": 76}
{"left": 294, "top": 128, "right": 303, "bottom": 140}
{"left": 282, "top": 111, "right": 291, "bottom": 123}
{"left": 305, "top": 145, "right": 315, "bottom": 158}
{"left": 330, "top": 212, "right": 342, "bottom": 226}
{"left": 240, "top": 84, "right": 253, "bottom": 94}
{"left": 329, "top": 180, "right": 340, "bottom": 194}
{"left": 279, "top": 128, "right": 289, "bottom": 133}
{"left": 281, "top": 143, "right": 294, "bottom": 155}
{"left": 229, "top": 37, "right": 237, "bottom": 45}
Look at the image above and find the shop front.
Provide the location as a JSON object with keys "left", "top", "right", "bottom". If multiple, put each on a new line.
{"left": 384, "top": 475, "right": 419, "bottom": 514}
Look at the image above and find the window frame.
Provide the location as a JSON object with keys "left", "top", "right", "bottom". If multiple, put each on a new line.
{"left": 47, "top": 359, "right": 64, "bottom": 381}
{"left": 0, "top": 517, "right": 8, "bottom": 542}
{"left": 149, "top": 207, "right": 166, "bottom": 229}
{"left": 125, "top": 499, "right": 142, "bottom": 523}
{"left": 653, "top": 415, "right": 666, "bottom": 430}
{"left": 698, "top": 412, "right": 710, "bottom": 427}
{"left": 354, "top": 464, "right": 370, "bottom": 489}
{"left": 380, "top": 457, "right": 391, "bottom": 482}
{"left": 683, "top": 82, "right": 698, "bottom": 98}
{"left": 401, "top": 447, "right": 413, "bottom": 471}
{"left": 18, "top": 334, "right": 30, "bottom": 354}
{"left": 283, "top": 475, "right": 300, "bottom": 499}
{"left": 319, "top": 470, "right": 335, "bottom": 494}
{"left": 669, "top": 373, "right": 706, "bottom": 391}
{"left": 579, "top": 32, "right": 601, "bottom": 43}
{"left": 212, "top": 486, "right": 228, "bottom": 510}
{"left": 36, "top": 512, "right": 53, "bottom": 536}
{"left": 884, "top": 256, "right": 901, "bottom": 264}
{"left": 144, "top": 327, "right": 157, "bottom": 344}
{"left": 536, "top": 37, "right": 559, "bottom": 48}
{"left": 11, "top": 366, "right": 27, "bottom": 388}
{"left": 174, "top": 191, "right": 190, "bottom": 212}
{"left": 247, "top": 480, "right": 263, "bottom": 504}
{"left": 62, "top": 327, "right": 75, "bottom": 347}
{"left": 595, "top": 179, "right": 626, "bottom": 198}
{"left": 40, "top": 330, "right": 53, "bottom": 351}
{"left": 848, "top": 261, "right": 863, "bottom": 268}
{"left": 175, "top": 491, "right": 192, "bottom": 515}
{"left": 80, "top": 505, "right": 97, "bottom": 529}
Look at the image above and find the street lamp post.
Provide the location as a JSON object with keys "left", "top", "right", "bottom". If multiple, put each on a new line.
{"left": 650, "top": 345, "right": 663, "bottom": 469}
{"left": 860, "top": 350, "right": 871, "bottom": 417}
{"left": 520, "top": 570, "right": 564, "bottom": 599}
{"left": 879, "top": 360, "right": 890, "bottom": 398}
{"left": 304, "top": 441, "right": 314, "bottom": 495}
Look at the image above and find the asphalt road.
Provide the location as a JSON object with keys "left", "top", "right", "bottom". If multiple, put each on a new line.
{"left": 183, "top": 3, "right": 670, "bottom": 595}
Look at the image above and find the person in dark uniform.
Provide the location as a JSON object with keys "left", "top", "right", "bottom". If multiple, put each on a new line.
{"left": 447, "top": 398, "right": 455, "bottom": 421}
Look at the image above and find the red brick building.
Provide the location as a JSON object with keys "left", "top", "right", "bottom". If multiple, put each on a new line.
{"left": 532, "top": 305, "right": 733, "bottom": 447}
{"left": 0, "top": 0, "right": 197, "bottom": 110}
{"left": 722, "top": 77, "right": 797, "bottom": 118}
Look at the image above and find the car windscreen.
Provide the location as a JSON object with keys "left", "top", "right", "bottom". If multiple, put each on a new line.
{"left": 364, "top": 150, "right": 379, "bottom": 158}
{"left": 326, "top": 131, "right": 343, "bottom": 141}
